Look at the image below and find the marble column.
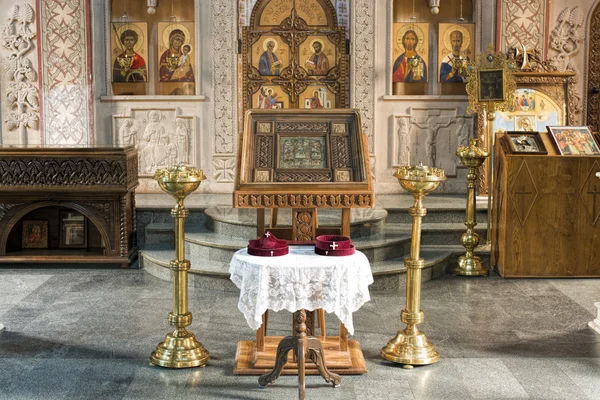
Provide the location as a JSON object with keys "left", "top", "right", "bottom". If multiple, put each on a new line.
{"left": 589, "top": 302, "right": 600, "bottom": 335}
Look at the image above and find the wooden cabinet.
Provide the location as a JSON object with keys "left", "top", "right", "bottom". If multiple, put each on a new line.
{"left": 491, "top": 133, "right": 600, "bottom": 277}
{"left": 0, "top": 145, "right": 139, "bottom": 267}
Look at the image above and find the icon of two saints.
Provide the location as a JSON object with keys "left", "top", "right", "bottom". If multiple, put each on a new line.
{"left": 392, "top": 25, "right": 472, "bottom": 83}
{"left": 113, "top": 28, "right": 194, "bottom": 83}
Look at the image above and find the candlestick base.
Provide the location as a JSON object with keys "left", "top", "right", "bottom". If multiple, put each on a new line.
{"left": 453, "top": 254, "right": 489, "bottom": 276}
{"left": 151, "top": 331, "right": 210, "bottom": 368}
{"left": 380, "top": 329, "right": 440, "bottom": 366}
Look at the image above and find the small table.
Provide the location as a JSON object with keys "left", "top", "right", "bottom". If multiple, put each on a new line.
{"left": 229, "top": 245, "right": 373, "bottom": 399}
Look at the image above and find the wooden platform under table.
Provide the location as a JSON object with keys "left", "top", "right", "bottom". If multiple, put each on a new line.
{"left": 234, "top": 336, "right": 367, "bottom": 375}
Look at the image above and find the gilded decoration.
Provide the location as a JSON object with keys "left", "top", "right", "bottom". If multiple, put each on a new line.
{"left": 243, "top": 0, "right": 346, "bottom": 113}
{"left": 466, "top": 45, "right": 517, "bottom": 195}
{"left": 587, "top": 5, "right": 600, "bottom": 133}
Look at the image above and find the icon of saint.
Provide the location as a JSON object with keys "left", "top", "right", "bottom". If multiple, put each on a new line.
{"left": 393, "top": 30, "right": 427, "bottom": 83}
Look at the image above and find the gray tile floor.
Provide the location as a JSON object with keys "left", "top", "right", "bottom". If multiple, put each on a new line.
{"left": 0, "top": 268, "right": 599, "bottom": 399}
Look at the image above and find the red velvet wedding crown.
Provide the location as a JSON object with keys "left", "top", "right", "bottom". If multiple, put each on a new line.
{"left": 247, "top": 231, "right": 289, "bottom": 257}
{"left": 314, "top": 235, "right": 355, "bottom": 256}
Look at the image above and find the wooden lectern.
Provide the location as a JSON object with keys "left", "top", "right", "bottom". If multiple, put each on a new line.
{"left": 233, "top": 109, "right": 374, "bottom": 375}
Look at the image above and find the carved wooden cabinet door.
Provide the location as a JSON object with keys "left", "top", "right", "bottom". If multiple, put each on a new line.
{"left": 242, "top": 0, "right": 347, "bottom": 113}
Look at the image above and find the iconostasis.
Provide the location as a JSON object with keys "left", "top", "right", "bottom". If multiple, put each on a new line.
{"left": 242, "top": 0, "right": 346, "bottom": 113}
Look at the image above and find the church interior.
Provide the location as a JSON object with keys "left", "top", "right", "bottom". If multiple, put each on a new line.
{"left": 1, "top": 0, "right": 600, "bottom": 398}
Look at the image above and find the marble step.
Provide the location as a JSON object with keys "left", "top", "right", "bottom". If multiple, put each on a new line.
{"left": 140, "top": 244, "right": 491, "bottom": 292}
{"left": 385, "top": 208, "right": 489, "bottom": 224}
{"left": 141, "top": 249, "right": 233, "bottom": 291}
{"left": 142, "top": 221, "right": 485, "bottom": 263}
{"left": 377, "top": 194, "right": 489, "bottom": 224}
{"left": 369, "top": 245, "right": 492, "bottom": 291}
{"left": 204, "top": 206, "right": 388, "bottom": 239}
{"left": 184, "top": 226, "right": 412, "bottom": 263}
{"left": 145, "top": 223, "right": 175, "bottom": 247}
{"left": 386, "top": 223, "right": 488, "bottom": 245}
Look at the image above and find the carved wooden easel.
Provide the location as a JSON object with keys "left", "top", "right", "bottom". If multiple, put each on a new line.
{"left": 233, "top": 109, "right": 374, "bottom": 375}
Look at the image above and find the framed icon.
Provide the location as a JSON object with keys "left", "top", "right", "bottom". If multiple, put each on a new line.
{"left": 504, "top": 131, "right": 547, "bottom": 154}
{"left": 478, "top": 69, "right": 505, "bottom": 102}
{"left": 60, "top": 211, "right": 88, "bottom": 249}
{"left": 22, "top": 220, "right": 48, "bottom": 249}
{"left": 547, "top": 126, "right": 600, "bottom": 155}
{"left": 391, "top": 22, "right": 429, "bottom": 83}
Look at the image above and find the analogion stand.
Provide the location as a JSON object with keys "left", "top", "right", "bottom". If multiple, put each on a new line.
{"left": 229, "top": 246, "right": 373, "bottom": 377}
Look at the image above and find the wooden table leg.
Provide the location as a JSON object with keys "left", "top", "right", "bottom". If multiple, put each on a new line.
{"left": 270, "top": 208, "right": 279, "bottom": 228}
{"left": 341, "top": 208, "right": 351, "bottom": 237}
{"left": 257, "top": 312, "right": 268, "bottom": 352}
{"left": 339, "top": 322, "right": 348, "bottom": 352}
{"left": 317, "top": 309, "right": 326, "bottom": 337}
{"left": 258, "top": 310, "right": 341, "bottom": 400}
{"left": 257, "top": 208, "right": 265, "bottom": 237}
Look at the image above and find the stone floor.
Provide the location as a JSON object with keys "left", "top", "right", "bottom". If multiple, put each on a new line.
{"left": 0, "top": 268, "right": 599, "bottom": 399}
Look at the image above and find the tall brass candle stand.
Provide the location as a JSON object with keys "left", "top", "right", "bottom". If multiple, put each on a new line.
{"left": 151, "top": 164, "right": 210, "bottom": 368}
{"left": 381, "top": 163, "right": 446, "bottom": 367}
{"left": 453, "top": 139, "right": 489, "bottom": 276}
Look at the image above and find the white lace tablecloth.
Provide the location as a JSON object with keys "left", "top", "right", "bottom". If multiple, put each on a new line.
{"left": 229, "top": 245, "right": 373, "bottom": 335}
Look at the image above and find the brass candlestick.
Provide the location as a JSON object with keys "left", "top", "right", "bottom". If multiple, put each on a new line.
{"left": 151, "top": 163, "right": 210, "bottom": 368}
{"left": 381, "top": 163, "right": 446, "bottom": 367}
{"left": 454, "top": 139, "right": 489, "bottom": 276}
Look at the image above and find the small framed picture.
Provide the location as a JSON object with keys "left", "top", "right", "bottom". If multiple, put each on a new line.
{"left": 504, "top": 131, "right": 547, "bottom": 154}
{"left": 546, "top": 126, "right": 600, "bottom": 155}
{"left": 478, "top": 69, "right": 505, "bottom": 102}
{"left": 60, "top": 211, "right": 88, "bottom": 248}
{"left": 22, "top": 220, "right": 48, "bottom": 249}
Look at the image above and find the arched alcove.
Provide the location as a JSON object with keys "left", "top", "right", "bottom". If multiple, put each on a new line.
{"left": 0, "top": 202, "right": 113, "bottom": 257}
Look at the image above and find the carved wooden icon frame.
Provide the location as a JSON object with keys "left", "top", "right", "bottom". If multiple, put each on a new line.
{"left": 504, "top": 131, "right": 547, "bottom": 154}
{"left": 242, "top": 0, "right": 346, "bottom": 114}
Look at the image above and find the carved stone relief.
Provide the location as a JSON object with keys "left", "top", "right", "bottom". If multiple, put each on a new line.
{"left": 394, "top": 109, "right": 473, "bottom": 177}
{"left": 212, "top": 157, "right": 236, "bottom": 183}
{"left": 212, "top": 0, "right": 237, "bottom": 156}
{"left": 547, "top": 7, "right": 584, "bottom": 124}
{"left": 2, "top": 3, "right": 39, "bottom": 142}
{"left": 113, "top": 109, "right": 196, "bottom": 176}
{"left": 548, "top": 7, "right": 584, "bottom": 72}
{"left": 352, "top": 0, "right": 375, "bottom": 154}
{"left": 40, "top": 0, "right": 93, "bottom": 145}
{"left": 498, "top": 0, "right": 548, "bottom": 56}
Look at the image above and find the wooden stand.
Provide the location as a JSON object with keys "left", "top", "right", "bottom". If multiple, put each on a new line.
{"left": 492, "top": 132, "right": 600, "bottom": 276}
{"left": 256, "top": 208, "right": 351, "bottom": 240}
{"left": 258, "top": 310, "right": 341, "bottom": 400}
{"left": 234, "top": 309, "right": 367, "bottom": 375}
